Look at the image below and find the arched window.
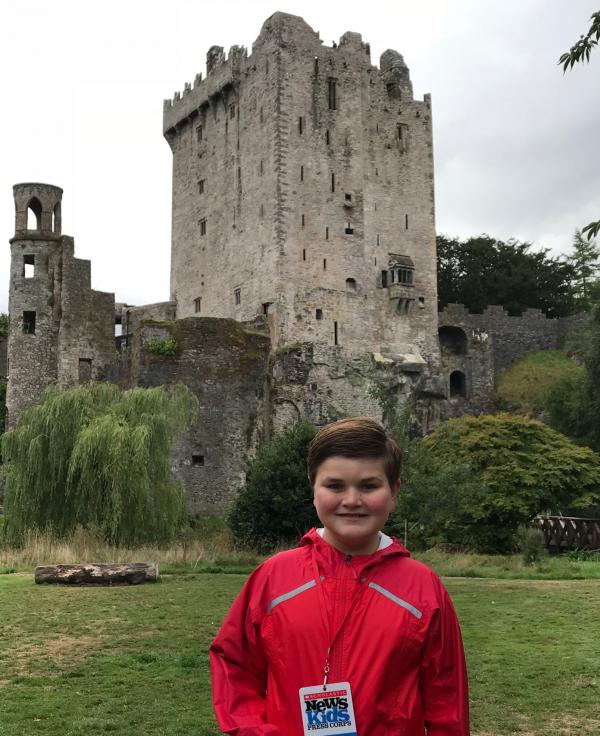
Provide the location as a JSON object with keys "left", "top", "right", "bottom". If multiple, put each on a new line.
{"left": 438, "top": 326, "right": 468, "bottom": 356}
{"left": 450, "top": 371, "right": 467, "bottom": 398}
{"left": 27, "top": 197, "right": 43, "bottom": 230}
{"left": 345, "top": 278, "right": 357, "bottom": 291}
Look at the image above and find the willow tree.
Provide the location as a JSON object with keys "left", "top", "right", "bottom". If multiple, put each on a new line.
{"left": 1, "top": 382, "right": 198, "bottom": 545}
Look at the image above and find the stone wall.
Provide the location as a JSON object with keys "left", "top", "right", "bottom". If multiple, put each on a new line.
{"left": 123, "top": 317, "right": 271, "bottom": 515}
{"left": 165, "top": 12, "right": 440, "bottom": 371}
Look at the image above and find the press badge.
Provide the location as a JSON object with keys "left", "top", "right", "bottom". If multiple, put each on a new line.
{"left": 299, "top": 682, "right": 358, "bottom": 736}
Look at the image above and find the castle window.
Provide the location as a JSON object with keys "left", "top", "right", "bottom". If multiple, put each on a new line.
{"left": 301, "top": 214, "right": 305, "bottom": 227}
{"left": 381, "top": 270, "right": 388, "bottom": 288}
{"left": 260, "top": 160, "right": 263, "bottom": 175}
{"left": 331, "top": 173, "right": 335, "bottom": 192}
{"left": 300, "top": 165, "right": 304, "bottom": 181}
{"left": 192, "top": 454, "right": 205, "bottom": 466}
{"left": 78, "top": 358, "right": 92, "bottom": 384}
{"left": 316, "top": 309, "right": 323, "bottom": 320}
{"left": 196, "top": 125, "right": 203, "bottom": 142}
{"left": 345, "top": 278, "right": 357, "bottom": 291}
{"left": 23, "top": 254, "right": 35, "bottom": 278}
{"left": 234, "top": 288, "right": 241, "bottom": 306}
{"left": 377, "top": 234, "right": 380, "bottom": 246}
{"left": 23, "top": 311, "right": 36, "bottom": 334}
{"left": 199, "top": 218, "right": 207, "bottom": 236}
{"left": 327, "top": 78, "right": 337, "bottom": 110}
{"left": 405, "top": 214, "right": 409, "bottom": 230}
{"left": 345, "top": 223, "right": 354, "bottom": 235}
{"left": 262, "top": 302, "right": 272, "bottom": 315}
{"left": 398, "top": 268, "right": 414, "bottom": 285}
{"left": 323, "top": 259, "right": 327, "bottom": 271}
{"left": 334, "top": 321, "right": 339, "bottom": 345}
{"left": 266, "top": 59, "right": 269, "bottom": 75}
{"left": 298, "top": 116, "right": 304, "bottom": 134}
{"left": 375, "top": 168, "right": 378, "bottom": 176}
{"left": 326, "top": 129, "right": 330, "bottom": 145}
{"left": 259, "top": 107, "right": 264, "bottom": 123}
{"left": 237, "top": 167, "right": 242, "bottom": 183}
{"left": 390, "top": 270, "right": 395, "bottom": 283}
{"left": 303, "top": 248, "right": 306, "bottom": 261}
{"left": 397, "top": 123, "right": 408, "bottom": 153}
{"left": 229, "top": 103, "right": 236, "bottom": 119}
{"left": 27, "top": 198, "right": 42, "bottom": 230}
{"left": 345, "top": 193, "right": 352, "bottom": 202}
{"left": 194, "top": 297, "right": 202, "bottom": 313}
{"left": 326, "top": 227, "right": 329, "bottom": 240}
{"left": 260, "top": 204, "right": 265, "bottom": 218}
{"left": 314, "top": 57, "right": 319, "bottom": 75}
{"left": 418, "top": 297, "right": 425, "bottom": 308}
{"left": 198, "top": 179, "right": 205, "bottom": 194}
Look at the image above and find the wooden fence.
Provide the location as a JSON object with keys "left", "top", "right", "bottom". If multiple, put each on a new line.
{"left": 532, "top": 515, "right": 600, "bottom": 553}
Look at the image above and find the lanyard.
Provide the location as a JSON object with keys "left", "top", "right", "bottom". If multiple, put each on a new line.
{"left": 310, "top": 548, "right": 374, "bottom": 691}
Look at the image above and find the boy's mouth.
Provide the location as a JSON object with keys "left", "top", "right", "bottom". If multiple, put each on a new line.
{"left": 337, "top": 513, "right": 368, "bottom": 517}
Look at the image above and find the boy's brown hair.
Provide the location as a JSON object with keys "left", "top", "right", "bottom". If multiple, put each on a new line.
{"left": 307, "top": 417, "right": 402, "bottom": 487}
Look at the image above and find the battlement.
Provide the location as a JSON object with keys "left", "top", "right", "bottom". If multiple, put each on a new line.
{"left": 163, "top": 11, "right": 417, "bottom": 135}
{"left": 439, "top": 303, "right": 557, "bottom": 324}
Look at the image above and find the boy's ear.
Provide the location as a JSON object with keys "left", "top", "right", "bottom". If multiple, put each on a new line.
{"left": 391, "top": 479, "right": 401, "bottom": 499}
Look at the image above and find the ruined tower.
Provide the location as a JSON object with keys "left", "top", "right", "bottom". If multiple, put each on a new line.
{"left": 7, "top": 183, "right": 116, "bottom": 427}
{"left": 164, "top": 12, "right": 439, "bottom": 367}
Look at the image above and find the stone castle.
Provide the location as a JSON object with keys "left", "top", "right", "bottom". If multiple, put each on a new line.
{"left": 4, "top": 13, "right": 577, "bottom": 514}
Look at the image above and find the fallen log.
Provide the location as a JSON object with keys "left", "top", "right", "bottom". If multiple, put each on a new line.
{"left": 34, "top": 562, "right": 159, "bottom": 585}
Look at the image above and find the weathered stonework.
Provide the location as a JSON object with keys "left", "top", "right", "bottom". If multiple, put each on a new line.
{"left": 165, "top": 12, "right": 439, "bottom": 368}
{"left": 6, "top": 183, "right": 115, "bottom": 428}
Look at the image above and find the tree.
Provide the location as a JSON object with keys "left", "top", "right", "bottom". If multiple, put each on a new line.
{"left": 1, "top": 382, "right": 198, "bottom": 545}
{"left": 397, "top": 414, "right": 600, "bottom": 553}
{"left": 559, "top": 10, "right": 600, "bottom": 241}
{"left": 546, "top": 305, "right": 600, "bottom": 451}
{"left": 229, "top": 420, "right": 318, "bottom": 551}
{"left": 566, "top": 229, "right": 600, "bottom": 309}
{"left": 437, "top": 234, "right": 576, "bottom": 316}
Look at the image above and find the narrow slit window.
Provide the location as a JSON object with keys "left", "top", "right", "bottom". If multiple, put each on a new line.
{"left": 196, "top": 125, "right": 203, "bottom": 142}
{"left": 376, "top": 234, "right": 380, "bottom": 246}
{"left": 237, "top": 167, "right": 242, "bottom": 183}
{"left": 326, "top": 129, "right": 330, "bottom": 145}
{"left": 229, "top": 103, "right": 236, "bottom": 119}
{"left": 298, "top": 116, "right": 304, "bottom": 134}
{"left": 334, "top": 321, "right": 339, "bottom": 345}
{"left": 323, "top": 259, "right": 327, "bottom": 271}
{"left": 234, "top": 288, "right": 241, "bottom": 306}
{"left": 194, "top": 297, "right": 202, "bottom": 313}
{"left": 300, "top": 165, "right": 304, "bottom": 181}
{"left": 302, "top": 248, "right": 306, "bottom": 261}
{"left": 260, "top": 160, "right": 264, "bottom": 175}
{"left": 198, "top": 179, "right": 205, "bottom": 194}
{"left": 260, "top": 204, "right": 265, "bottom": 218}
{"left": 405, "top": 214, "right": 409, "bottom": 230}
{"left": 259, "top": 107, "right": 264, "bottom": 123}
{"left": 199, "top": 218, "right": 207, "bottom": 236}
{"left": 327, "top": 78, "right": 337, "bottom": 110}
{"left": 316, "top": 309, "right": 323, "bottom": 320}
{"left": 23, "top": 311, "right": 36, "bottom": 334}
{"left": 24, "top": 254, "right": 35, "bottom": 278}
{"left": 301, "top": 214, "right": 305, "bottom": 227}
{"left": 381, "top": 270, "right": 388, "bottom": 288}
{"left": 192, "top": 454, "right": 205, "bottom": 466}
{"left": 325, "top": 227, "right": 329, "bottom": 240}
{"left": 331, "top": 173, "right": 335, "bottom": 192}
{"left": 314, "top": 57, "right": 319, "bottom": 75}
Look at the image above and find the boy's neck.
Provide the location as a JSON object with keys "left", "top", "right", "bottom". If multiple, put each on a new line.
{"left": 321, "top": 528, "right": 382, "bottom": 556}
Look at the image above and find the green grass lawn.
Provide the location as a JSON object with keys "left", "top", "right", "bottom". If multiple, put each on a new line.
{"left": 0, "top": 574, "right": 598, "bottom": 736}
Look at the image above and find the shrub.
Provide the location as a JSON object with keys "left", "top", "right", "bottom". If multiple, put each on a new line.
{"left": 515, "top": 525, "right": 546, "bottom": 565}
{"left": 1, "top": 382, "right": 197, "bottom": 546}
{"left": 229, "top": 420, "right": 318, "bottom": 551}
{"left": 496, "top": 350, "right": 584, "bottom": 415}
{"left": 146, "top": 338, "right": 178, "bottom": 356}
{"left": 395, "top": 414, "right": 600, "bottom": 553}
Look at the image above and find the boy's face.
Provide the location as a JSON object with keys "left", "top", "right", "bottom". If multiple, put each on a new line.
{"left": 313, "top": 455, "right": 400, "bottom": 555}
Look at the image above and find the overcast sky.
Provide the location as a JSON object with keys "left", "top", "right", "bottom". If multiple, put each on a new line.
{"left": 0, "top": 0, "right": 598, "bottom": 312}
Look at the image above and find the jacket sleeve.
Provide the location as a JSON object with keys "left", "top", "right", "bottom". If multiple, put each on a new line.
{"left": 210, "top": 565, "right": 282, "bottom": 736}
{"left": 420, "top": 582, "right": 470, "bottom": 736}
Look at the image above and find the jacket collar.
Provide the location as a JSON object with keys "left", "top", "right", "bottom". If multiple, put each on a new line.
{"left": 300, "top": 527, "right": 409, "bottom": 574}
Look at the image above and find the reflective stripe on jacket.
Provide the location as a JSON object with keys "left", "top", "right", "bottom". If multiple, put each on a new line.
{"left": 210, "top": 528, "right": 469, "bottom": 735}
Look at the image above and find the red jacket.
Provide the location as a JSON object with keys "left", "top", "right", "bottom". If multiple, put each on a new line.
{"left": 210, "top": 529, "right": 469, "bottom": 735}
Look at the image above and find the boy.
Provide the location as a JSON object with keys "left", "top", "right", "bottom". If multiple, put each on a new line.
{"left": 210, "top": 417, "right": 470, "bottom": 735}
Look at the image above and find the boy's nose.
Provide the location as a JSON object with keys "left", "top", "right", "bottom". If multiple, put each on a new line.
{"left": 342, "top": 487, "right": 362, "bottom": 506}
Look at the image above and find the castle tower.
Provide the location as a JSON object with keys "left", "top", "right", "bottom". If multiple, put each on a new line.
{"left": 7, "top": 183, "right": 116, "bottom": 428}
{"left": 164, "top": 12, "right": 439, "bottom": 367}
